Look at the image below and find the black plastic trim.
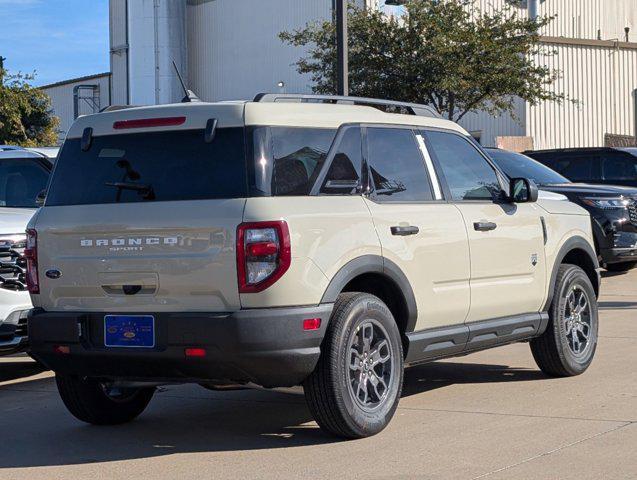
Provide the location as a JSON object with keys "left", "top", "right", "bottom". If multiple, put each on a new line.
{"left": 320, "top": 255, "right": 419, "bottom": 332}
{"left": 28, "top": 304, "right": 334, "bottom": 388}
{"left": 543, "top": 236, "right": 600, "bottom": 311}
{"left": 405, "top": 312, "right": 547, "bottom": 364}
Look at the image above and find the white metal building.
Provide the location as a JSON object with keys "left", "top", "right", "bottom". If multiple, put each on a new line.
{"left": 45, "top": 0, "right": 637, "bottom": 150}
{"left": 41, "top": 73, "right": 111, "bottom": 142}
{"left": 461, "top": 0, "right": 637, "bottom": 149}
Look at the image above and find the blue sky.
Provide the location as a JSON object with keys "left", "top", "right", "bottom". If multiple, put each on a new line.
{"left": 0, "top": 0, "right": 109, "bottom": 86}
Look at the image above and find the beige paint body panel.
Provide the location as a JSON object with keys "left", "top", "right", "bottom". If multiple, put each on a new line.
{"left": 364, "top": 200, "right": 471, "bottom": 330}
{"left": 456, "top": 202, "right": 547, "bottom": 322}
{"left": 241, "top": 196, "right": 380, "bottom": 308}
{"left": 32, "top": 200, "right": 245, "bottom": 312}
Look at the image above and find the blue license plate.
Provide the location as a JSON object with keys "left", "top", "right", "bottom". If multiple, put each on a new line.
{"left": 104, "top": 315, "right": 155, "bottom": 348}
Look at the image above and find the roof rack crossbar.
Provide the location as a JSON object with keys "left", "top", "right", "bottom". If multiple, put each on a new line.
{"left": 253, "top": 93, "right": 441, "bottom": 119}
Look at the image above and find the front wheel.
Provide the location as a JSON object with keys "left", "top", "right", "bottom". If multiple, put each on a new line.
{"left": 304, "top": 292, "right": 404, "bottom": 439}
{"left": 56, "top": 375, "right": 155, "bottom": 425}
{"left": 530, "top": 264, "right": 598, "bottom": 377}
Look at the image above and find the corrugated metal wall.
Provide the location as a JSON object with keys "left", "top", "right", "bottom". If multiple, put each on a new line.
{"left": 469, "top": 0, "right": 636, "bottom": 42}
{"left": 43, "top": 74, "right": 111, "bottom": 141}
{"left": 186, "top": 0, "right": 342, "bottom": 101}
{"left": 458, "top": 98, "right": 527, "bottom": 147}
{"left": 527, "top": 42, "right": 637, "bottom": 149}
{"left": 109, "top": 0, "right": 128, "bottom": 105}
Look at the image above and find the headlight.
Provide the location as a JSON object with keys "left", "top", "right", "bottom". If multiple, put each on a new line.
{"left": 580, "top": 197, "right": 631, "bottom": 209}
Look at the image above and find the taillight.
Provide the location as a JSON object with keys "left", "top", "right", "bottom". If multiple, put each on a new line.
{"left": 237, "top": 221, "right": 291, "bottom": 293}
{"left": 24, "top": 228, "right": 39, "bottom": 294}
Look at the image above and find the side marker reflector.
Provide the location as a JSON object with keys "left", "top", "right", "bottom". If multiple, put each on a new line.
{"left": 303, "top": 318, "right": 322, "bottom": 331}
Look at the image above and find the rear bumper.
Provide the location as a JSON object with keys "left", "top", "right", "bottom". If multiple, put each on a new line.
{"left": 28, "top": 304, "right": 333, "bottom": 388}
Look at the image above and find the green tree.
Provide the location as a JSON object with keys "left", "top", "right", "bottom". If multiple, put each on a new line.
{"left": 0, "top": 65, "right": 59, "bottom": 146}
{"left": 280, "top": 0, "right": 565, "bottom": 121}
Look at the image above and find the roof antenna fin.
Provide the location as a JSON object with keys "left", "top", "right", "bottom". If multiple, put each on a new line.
{"left": 172, "top": 60, "right": 201, "bottom": 103}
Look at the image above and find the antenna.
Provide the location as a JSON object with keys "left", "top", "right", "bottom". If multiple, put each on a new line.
{"left": 172, "top": 60, "right": 201, "bottom": 103}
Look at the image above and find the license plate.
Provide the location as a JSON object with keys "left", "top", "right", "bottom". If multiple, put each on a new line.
{"left": 104, "top": 315, "right": 155, "bottom": 348}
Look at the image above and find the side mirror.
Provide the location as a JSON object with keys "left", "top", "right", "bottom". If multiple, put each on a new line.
{"left": 510, "top": 178, "right": 538, "bottom": 203}
{"left": 36, "top": 189, "right": 47, "bottom": 207}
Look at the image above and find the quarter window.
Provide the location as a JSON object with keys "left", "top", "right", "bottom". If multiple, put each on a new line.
{"left": 424, "top": 131, "right": 501, "bottom": 202}
{"left": 366, "top": 128, "right": 434, "bottom": 202}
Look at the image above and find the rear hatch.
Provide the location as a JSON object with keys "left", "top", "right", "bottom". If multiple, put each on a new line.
{"left": 32, "top": 104, "right": 247, "bottom": 313}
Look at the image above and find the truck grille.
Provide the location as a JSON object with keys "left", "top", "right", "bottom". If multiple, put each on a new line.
{"left": 0, "top": 237, "right": 27, "bottom": 292}
{"left": 629, "top": 201, "right": 637, "bottom": 226}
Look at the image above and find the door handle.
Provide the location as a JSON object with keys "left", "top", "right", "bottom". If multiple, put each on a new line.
{"left": 474, "top": 221, "right": 497, "bottom": 232}
{"left": 391, "top": 226, "right": 420, "bottom": 236}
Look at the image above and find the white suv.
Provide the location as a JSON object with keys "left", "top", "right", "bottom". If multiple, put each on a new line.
{"left": 27, "top": 96, "right": 600, "bottom": 438}
{"left": 0, "top": 146, "right": 55, "bottom": 354}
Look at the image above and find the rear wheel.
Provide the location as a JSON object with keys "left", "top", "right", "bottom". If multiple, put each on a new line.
{"left": 605, "top": 261, "right": 637, "bottom": 273}
{"left": 304, "top": 292, "right": 404, "bottom": 439}
{"left": 531, "top": 264, "right": 598, "bottom": 377}
{"left": 56, "top": 375, "right": 155, "bottom": 425}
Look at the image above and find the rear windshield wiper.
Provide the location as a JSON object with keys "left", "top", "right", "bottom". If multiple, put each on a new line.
{"left": 105, "top": 182, "right": 155, "bottom": 201}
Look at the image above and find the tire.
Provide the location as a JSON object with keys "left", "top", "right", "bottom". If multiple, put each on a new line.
{"left": 56, "top": 375, "right": 155, "bottom": 425}
{"left": 605, "top": 261, "right": 637, "bottom": 273}
{"left": 531, "top": 264, "right": 598, "bottom": 377}
{"left": 304, "top": 292, "right": 404, "bottom": 439}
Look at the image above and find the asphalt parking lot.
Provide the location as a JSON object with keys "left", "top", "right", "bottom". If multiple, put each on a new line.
{"left": 0, "top": 270, "right": 635, "bottom": 480}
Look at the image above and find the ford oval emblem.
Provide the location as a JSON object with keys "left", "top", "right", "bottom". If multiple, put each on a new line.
{"left": 45, "top": 269, "right": 62, "bottom": 279}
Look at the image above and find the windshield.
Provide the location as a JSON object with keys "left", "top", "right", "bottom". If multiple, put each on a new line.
{"left": 0, "top": 158, "right": 50, "bottom": 208}
{"left": 47, "top": 128, "right": 248, "bottom": 206}
{"left": 487, "top": 149, "right": 570, "bottom": 186}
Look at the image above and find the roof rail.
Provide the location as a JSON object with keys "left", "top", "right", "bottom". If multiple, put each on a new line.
{"left": 253, "top": 93, "right": 441, "bottom": 119}
{"left": 0, "top": 145, "right": 25, "bottom": 151}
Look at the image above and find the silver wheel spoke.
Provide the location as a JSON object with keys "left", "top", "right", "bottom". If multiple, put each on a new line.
{"left": 369, "top": 340, "right": 390, "bottom": 367}
{"left": 368, "top": 372, "right": 387, "bottom": 401}
{"left": 349, "top": 349, "right": 362, "bottom": 371}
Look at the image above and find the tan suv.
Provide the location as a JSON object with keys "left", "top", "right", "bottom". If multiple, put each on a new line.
{"left": 27, "top": 94, "right": 600, "bottom": 438}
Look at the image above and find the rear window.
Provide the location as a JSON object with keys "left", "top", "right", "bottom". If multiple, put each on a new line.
{"left": 46, "top": 128, "right": 247, "bottom": 206}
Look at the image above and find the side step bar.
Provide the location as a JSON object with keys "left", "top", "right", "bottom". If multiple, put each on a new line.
{"left": 405, "top": 312, "right": 549, "bottom": 365}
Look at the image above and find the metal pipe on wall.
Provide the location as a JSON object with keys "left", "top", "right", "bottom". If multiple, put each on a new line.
{"left": 528, "top": 0, "right": 539, "bottom": 20}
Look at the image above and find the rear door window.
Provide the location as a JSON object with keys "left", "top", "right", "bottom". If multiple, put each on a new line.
{"left": 366, "top": 127, "right": 434, "bottom": 202}
{"left": 551, "top": 155, "right": 597, "bottom": 182}
{"left": 46, "top": 128, "right": 247, "bottom": 206}
{"left": 601, "top": 152, "right": 637, "bottom": 181}
{"left": 0, "top": 158, "right": 50, "bottom": 208}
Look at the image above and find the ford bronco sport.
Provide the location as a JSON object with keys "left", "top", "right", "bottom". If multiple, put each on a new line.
{"left": 27, "top": 95, "right": 600, "bottom": 439}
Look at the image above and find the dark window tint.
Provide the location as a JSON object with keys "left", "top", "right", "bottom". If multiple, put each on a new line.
{"left": 487, "top": 149, "right": 570, "bottom": 186}
{"left": 269, "top": 127, "right": 336, "bottom": 196}
{"left": 47, "top": 128, "right": 247, "bottom": 206}
{"left": 367, "top": 128, "right": 433, "bottom": 202}
{"left": 320, "top": 127, "right": 362, "bottom": 194}
{"left": 0, "top": 159, "right": 49, "bottom": 208}
{"left": 548, "top": 155, "right": 596, "bottom": 181}
{"left": 601, "top": 152, "right": 637, "bottom": 181}
{"left": 425, "top": 131, "right": 501, "bottom": 201}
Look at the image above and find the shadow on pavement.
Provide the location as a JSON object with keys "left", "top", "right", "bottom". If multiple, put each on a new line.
{"left": 0, "top": 360, "right": 545, "bottom": 469}
{"left": 402, "top": 361, "right": 545, "bottom": 397}
{"left": 0, "top": 360, "right": 46, "bottom": 383}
